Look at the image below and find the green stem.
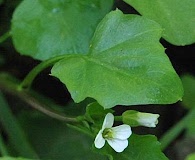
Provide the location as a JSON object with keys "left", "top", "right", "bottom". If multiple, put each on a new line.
{"left": 19, "top": 55, "right": 65, "bottom": 90}
{"left": 160, "top": 108, "right": 195, "bottom": 150}
{"left": 0, "top": 73, "right": 78, "bottom": 123}
{"left": 0, "top": 31, "right": 11, "bottom": 44}
{"left": 0, "top": 91, "right": 39, "bottom": 158}
{"left": 0, "top": 132, "right": 9, "bottom": 156}
{"left": 114, "top": 116, "right": 122, "bottom": 121}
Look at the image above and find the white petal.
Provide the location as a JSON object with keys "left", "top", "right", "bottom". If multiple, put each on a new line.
{"left": 102, "top": 113, "right": 114, "bottom": 129}
{"left": 137, "top": 113, "right": 159, "bottom": 127}
{"left": 107, "top": 139, "right": 128, "bottom": 153}
{"left": 112, "top": 124, "right": 132, "bottom": 140}
{"left": 94, "top": 130, "right": 105, "bottom": 149}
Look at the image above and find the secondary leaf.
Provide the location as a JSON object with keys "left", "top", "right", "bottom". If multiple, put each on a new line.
{"left": 123, "top": 0, "right": 195, "bottom": 46}
{"left": 11, "top": 0, "right": 113, "bottom": 60}
{"left": 52, "top": 10, "right": 183, "bottom": 109}
{"left": 93, "top": 134, "right": 168, "bottom": 160}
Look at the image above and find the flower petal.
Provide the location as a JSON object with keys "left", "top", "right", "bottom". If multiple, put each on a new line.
{"left": 94, "top": 130, "right": 105, "bottom": 149}
{"left": 102, "top": 113, "right": 114, "bottom": 129}
{"left": 137, "top": 113, "right": 159, "bottom": 127}
{"left": 112, "top": 124, "right": 132, "bottom": 140}
{"left": 107, "top": 139, "right": 128, "bottom": 153}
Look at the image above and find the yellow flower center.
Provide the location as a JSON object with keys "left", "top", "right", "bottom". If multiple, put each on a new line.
{"left": 102, "top": 128, "right": 113, "bottom": 139}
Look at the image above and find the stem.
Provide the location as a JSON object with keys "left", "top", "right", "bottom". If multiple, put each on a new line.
{"left": 114, "top": 116, "right": 122, "bottom": 121}
{"left": 0, "top": 73, "right": 78, "bottom": 123}
{"left": 19, "top": 55, "right": 65, "bottom": 90}
{"left": 0, "top": 92, "right": 38, "bottom": 158}
{"left": 0, "top": 132, "right": 9, "bottom": 156}
{"left": 160, "top": 108, "right": 195, "bottom": 150}
{"left": 0, "top": 31, "right": 11, "bottom": 44}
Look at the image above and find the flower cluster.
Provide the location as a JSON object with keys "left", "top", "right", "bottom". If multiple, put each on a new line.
{"left": 94, "top": 112, "right": 159, "bottom": 152}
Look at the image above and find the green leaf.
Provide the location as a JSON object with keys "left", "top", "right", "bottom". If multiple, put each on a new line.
{"left": 11, "top": 0, "right": 113, "bottom": 60}
{"left": 93, "top": 134, "right": 168, "bottom": 160}
{"left": 123, "top": 0, "right": 195, "bottom": 46}
{"left": 181, "top": 75, "right": 195, "bottom": 109}
{"left": 0, "top": 157, "right": 32, "bottom": 160}
{"left": 186, "top": 153, "right": 195, "bottom": 160}
{"left": 52, "top": 10, "right": 183, "bottom": 109}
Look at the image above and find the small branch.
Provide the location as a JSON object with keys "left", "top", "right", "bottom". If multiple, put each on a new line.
{"left": 0, "top": 73, "right": 78, "bottom": 123}
{"left": 160, "top": 108, "right": 195, "bottom": 150}
{"left": 21, "top": 93, "right": 78, "bottom": 122}
{"left": 114, "top": 116, "right": 122, "bottom": 121}
{"left": 0, "top": 31, "right": 11, "bottom": 44}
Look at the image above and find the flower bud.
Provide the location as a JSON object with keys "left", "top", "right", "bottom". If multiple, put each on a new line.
{"left": 122, "top": 110, "right": 159, "bottom": 127}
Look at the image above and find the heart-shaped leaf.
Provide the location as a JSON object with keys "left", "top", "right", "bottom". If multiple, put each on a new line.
{"left": 124, "top": 0, "right": 195, "bottom": 46}
{"left": 11, "top": 0, "right": 113, "bottom": 60}
{"left": 52, "top": 10, "right": 183, "bottom": 109}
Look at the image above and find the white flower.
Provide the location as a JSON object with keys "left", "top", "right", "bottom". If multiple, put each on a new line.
{"left": 136, "top": 112, "right": 159, "bottom": 127}
{"left": 94, "top": 113, "right": 132, "bottom": 152}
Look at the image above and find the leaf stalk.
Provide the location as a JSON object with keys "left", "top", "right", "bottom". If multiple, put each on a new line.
{"left": 19, "top": 55, "right": 66, "bottom": 90}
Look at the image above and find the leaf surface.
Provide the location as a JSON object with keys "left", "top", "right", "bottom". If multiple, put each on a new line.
{"left": 52, "top": 10, "right": 183, "bottom": 109}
